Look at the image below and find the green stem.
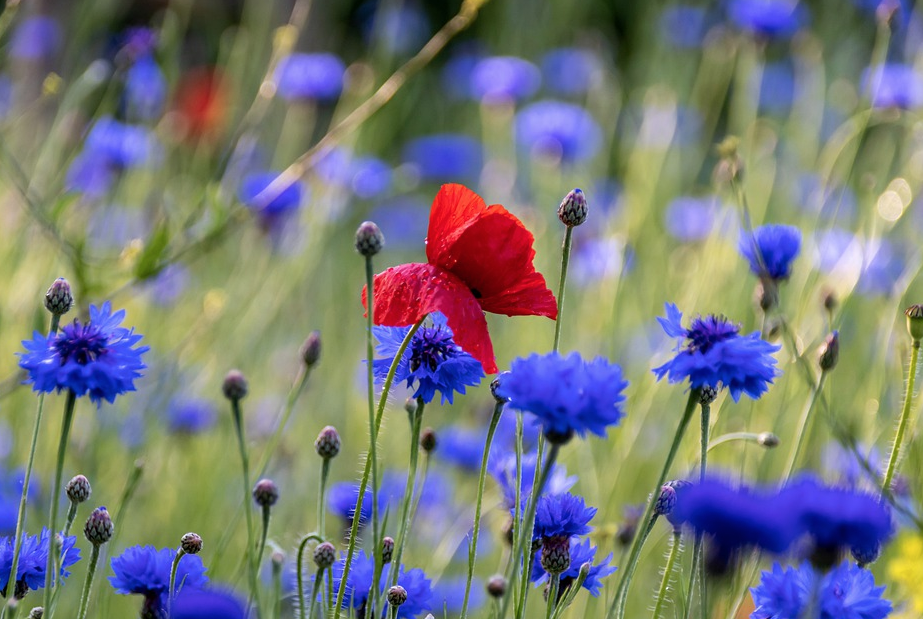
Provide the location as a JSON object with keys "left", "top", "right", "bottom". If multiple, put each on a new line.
{"left": 552, "top": 226, "right": 574, "bottom": 353}
{"left": 651, "top": 532, "right": 682, "bottom": 619}
{"left": 296, "top": 534, "right": 324, "bottom": 619}
{"left": 365, "top": 256, "right": 382, "bottom": 552}
{"left": 256, "top": 505, "right": 272, "bottom": 588}
{"left": 42, "top": 388, "right": 77, "bottom": 618}
{"left": 545, "top": 574, "right": 560, "bottom": 619}
{"left": 782, "top": 371, "right": 828, "bottom": 483}
{"left": 388, "top": 399, "right": 426, "bottom": 588}
{"left": 883, "top": 340, "right": 920, "bottom": 493}
{"left": 317, "top": 458, "right": 330, "bottom": 537}
{"left": 607, "top": 389, "right": 700, "bottom": 619}
{"left": 271, "top": 554, "right": 282, "bottom": 619}
{"left": 551, "top": 562, "right": 590, "bottom": 619}
{"left": 231, "top": 398, "right": 260, "bottom": 616}
{"left": 333, "top": 319, "right": 423, "bottom": 619}
{"left": 75, "top": 543, "right": 100, "bottom": 619}
{"left": 307, "top": 569, "right": 324, "bottom": 619}
{"left": 684, "top": 402, "right": 711, "bottom": 619}
{"left": 62, "top": 502, "right": 78, "bottom": 538}
{"left": 460, "top": 400, "right": 505, "bottom": 619}
{"left": 514, "top": 434, "right": 549, "bottom": 619}
{"left": 167, "top": 548, "right": 187, "bottom": 619}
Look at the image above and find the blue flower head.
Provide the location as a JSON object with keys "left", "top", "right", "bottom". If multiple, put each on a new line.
{"left": 653, "top": 303, "right": 780, "bottom": 401}
{"left": 239, "top": 171, "right": 305, "bottom": 219}
{"left": 515, "top": 101, "right": 602, "bottom": 164}
{"left": 470, "top": 56, "right": 541, "bottom": 103}
{"left": 327, "top": 482, "right": 389, "bottom": 526}
{"left": 740, "top": 224, "right": 802, "bottom": 281}
{"left": 401, "top": 134, "right": 484, "bottom": 183}
{"left": 109, "top": 545, "right": 208, "bottom": 612}
{"left": 540, "top": 48, "right": 602, "bottom": 95}
{"left": 750, "top": 560, "right": 892, "bottom": 619}
{"left": 490, "top": 452, "right": 576, "bottom": 508}
{"left": 496, "top": 352, "right": 627, "bottom": 442}
{"left": 10, "top": 16, "right": 61, "bottom": 61}
{"left": 530, "top": 537, "right": 617, "bottom": 597}
{"left": 19, "top": 302, "right": 149, "bottom": 406}
{"left": 665, "top": 196, "right": 719, "bottom": 242}
{"left": 0, "top": 529, "right": 81, "bottom": 594}
{"left": 727, "top": 0, "right": 806, "bottom": 39}
{"left": 172, "top": 587, "right": 246, "bottom": 619}
{"left": 532, "top": 493, "right": 596, "bottom": 541}
{"left": 124, "top": 55, "right": 167, "bottom": 121}
{"left": 330, "top": 551, "right": 432, "bottom": 618}
{"left": 863, "top": 63, "right": 923, "bottom": 109}
{"left": 274, "top": 53, "right": 346, "bottom": 102}
{"left": 372, "top": 312, "right": 484, "bottom": 405}
{"left": 166, "top": 398, "right": 218, "bottom": 435}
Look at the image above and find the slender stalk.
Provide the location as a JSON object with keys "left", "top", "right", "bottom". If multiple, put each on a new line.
{"left": 333, "top": 319, "right": 423, "bottom": 619}
{"left": 513, "top": 433, "right": 546, "bottom": 618}
{"left": 255, "top": 505, "right": 272, "bottom": 587}
{"left": 388, "top": 398, "right": 426, "bottom": 587}
{"left": 607, "top": 389, "right": 700, "bottom": 619}
{"left": 460, "top": 401, "right": 505, "bottom": 618}
{"left": 782, "top": 371, "right": 828, "bottom": 482}
{"left": 307, "top": 569, "right": 324, "bottom": 619}
{"left": 271, "top": 554, "right": 282, "bottom": 619}
{"left": 552, "top": 227, "right": 574, "bottom": 353}
{"left": 551, "top": 563, "right": 590, "bottom": 619}
{"left": 364, "top": 255, "right": 383, "bottom": 609}
{"left": 651, "top": 532, "right": 682, "bottom": 619}
{"left": 167, "top": 548, "right": 187, "bottom": 619}
{"left": 545, "top": 574, "right": 560, "bottom": 619}
{"left": 42, "top": 389, "right": 77, "bottom": 617}
{"left": 231, "top": 398, "right": 260, "bottom": 616}
{"left": 62, "top": 502, "right": 78, "bottom": 538}
{"left": 296, "top": 534, "right": 324, "bottom": 619}
{"left": 684, "top": 402, "right": 711, "bottom": 619}
{"left": 317, "top": 458, "right": 331, "bottom": 537}
{"left": 883, "top": 341, "right": 920, "bottom": 493}
{"left": 74, "top": 544, "right": 100, "bottom": 619}
{"left": 499, "top": 443, "right": 560, "bottom": 619}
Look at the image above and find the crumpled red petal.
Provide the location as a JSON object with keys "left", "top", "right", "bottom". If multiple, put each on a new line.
{"left": 425, "top": 184, "right": 488, "bottom": 265}
{"left": 361, "top": 262, "right": 499, "bottom": 374}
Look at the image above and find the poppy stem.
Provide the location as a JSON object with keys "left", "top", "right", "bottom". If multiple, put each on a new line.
{"left": 42, "top": 388, "right": 77, "bottom": 619}
{"left": 552, "top": 226, "right": 574, "bottom": 353}
{"left": 388, "top": 398, "right": 426, "bottom": 589}
{"left": 460, "top": 399, "right": 505, "bottom": 619}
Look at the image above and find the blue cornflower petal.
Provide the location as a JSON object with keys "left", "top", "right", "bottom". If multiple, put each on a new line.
{"left": 530, "top": 537, "right": 617, "bottom": 597}
{"left": 0, "top": 529, "right": 81, "bottom": 592}
{"left": 540, "top": 48, "right": 603, "bottom": 95}
{"left": 124, "top": 55, "right": 167, "bottom": 121}
{"left": 18, "top": 302, "right": 149, "bottom": 406}
{"left": 726, "top": 0, "right": 806, "bottom": 39}
{"left": 664, "top": 196, "right": 718, "bottom": 242}
{"left": 862, "top": 63, "right": 923, "bottom": 110}
{"left": 109, "top": 545, "right": 208, "bottom": 613}
{"left": 470, "top": 56, "right": 541, "bottom": 103}
{"left": 490, "top": 452, "right": 576, "bottom": 508}
{"left": 172, "top": 587, "right": 246, "bottom": 619}
{"left": 166, "top": 398, "right": 218, "bottom": 435}
{"left": 239, "top": 171, "right": 305, "bottom": 217}
{"left": 372, "top": 312, "right": 484, "bottom": 405}
{"left": 274, "top": 53, "right": 346, "bottom": 102}
{"left": 330, "top": 551, "right": 432, "bottom": 618}
{"left": 497, "top": 352, "right": 628, "bottom": 439}
{"left": 739, "top": 224, "right": 802, "bottom": 281}
{"left": 532, "top": 492, "right": 597, "bottom": 541}
{"left": 515, "top": 101, "right": 602, "bottom": 164}
{"left": 402, "top": 134, "right": 484, "bottom": 183}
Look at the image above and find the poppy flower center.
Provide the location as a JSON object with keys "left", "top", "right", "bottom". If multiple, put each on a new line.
{"left": 409, "top": 326, "right": 455, "bottom": 372}
{"left": 54, "top": 322, "right": 108, "bottom": 365}
{"left": 685, "top": 315, "right": 740, "bottom": 354}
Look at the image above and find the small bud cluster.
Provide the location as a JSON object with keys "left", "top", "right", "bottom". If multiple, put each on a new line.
{"left": 253, "top": 479, "right": 279, "bottom": 507}
{"left": 314, "top": 542, "right": 336, "bottom": 569}
{"left": 44, "top": 278, "right": 73, "bottom": 316}
{"left": 66, "top": 475, "right": 91, "bottom": 504}
{"left": 557, "top": 188, "right": 588, "bottom": 227}
{"left": 355, "top": 221, "right": 385, "bottom": 257}
{"left": 314, "top": 426, "right": 341, "bottom": 459}
{"left": 84, "top": 506, "right": 114, "bottom": 546}
{"left": 181, "top": 532, "right": 203, "bottom": 555}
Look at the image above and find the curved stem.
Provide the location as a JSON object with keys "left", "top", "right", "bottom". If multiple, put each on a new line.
{"left": 651, "top": 532, "right": 682, "bottom": 619}
{"left": 460, "top": 401, "right": 505, "bottom": 618}
{"left": 552, "top": 227, "right": 574, "bottom": 353}
{"left": 296, "top": 534, "right": 325, "bottom": 619}
{"left": 333, "top": 318, "right": 423, "bottom": 619}
{"left": 551, "top": 563, "right": 589, "bottom": 619}
{"left": 883, "top": 341, "right": 920, "bottom": 493}
{"left": 42, "top": 389, "right": 76, "bottom": 618}
{"left": 388, "top": 399, "right": 426, "bottom": 587}
{"left": 782, "top": 371, "right": 828, "bottom": 483}
{"left": 75, "top": 544, "right": 100, "bottom": 619}
{"left": 607, "top": 389, "right": 699, "bottom": 619}
{"left": 167, "top": 548, "right": 186, "bottom": 619}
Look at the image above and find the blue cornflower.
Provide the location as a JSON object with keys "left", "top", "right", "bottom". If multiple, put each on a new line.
{"left": 166, "top": 398, "right": 218, "bottom": 435}
{"left": 19, "top": 302, "right": 149, "bottom": 406}
{"left": 727, "top": 0, "right": 806, "bottom": 39}
{"left": 327, "top": 482, "right": 388, "bottom": 527}
{"left": 172, "top": 587, "right": 246, "bottom": 619}
{"left": 755, "top": 62, "right": 796, "bottom": 114}
{"left": 515, "top": 101, "right": 602, "bottom": 164}
{"left": 653, "top": 303, "right": 780, "bottom": 401}
{"left": 490, "top": 453, "right": 576, "bottom": 508}
{"left": 84, "top": 117, "right": 160, "bottom": 169}
{"left": 664, "top": 196, "right": 719, "bottom": 242}
{"left": 10, "top": 16, "right": 61, "bottom": 61}
{"left": 750, "top": 561, "right": 892, "bottom": 619}
{"left": 432, "top": 576, "right": 483, "bottom": 614}
{"left": 350, "top": 157, "right": 393, "bottom": 199}
{"left": 330, "top": 551, "right": 432, "bottom": 618}
{"left": 0, "top": 469, "right": 38, "bottom": 536}
{"left": 372, "top": 312, "right": 484, "bottom": 405}
{"left": 857, "top": 240, "right": 906, "bottom": 297}
{"left": 740, "top": 224, "right": 802, "bottom": 281}
{"left": 821, "top": 442, "right": 880, "bottom": 490}
{"left": 0, "top": 529, "right": 81, "bottom": 594}
{"left": 532, "top": 493, "right": 596, "bottom": 541}
{"left": 274, "top": 53, "right": 346, "bottom": 102}
{"left": 360, "top": 3, "right": 430, "bottom": 55}
{"left": 470, "top": 56, "right": 541, "bottom": 103}
{"left": 109, "top": 545, "right": 208, "bottom": 614}
{"left": 401, "top": 134, "right": 484, "bottom": 183}
{"left": 436, "top": 425, "right": 495, "bottom": 472}
{"left": 124, "top": 55, "right": 167, "bottom": 121}
{"left": 862, "top": 63, "right": 923, "bottom": 110}
{"left": 496, "top": 352, "right": 627, "bottom": 442}
{"left": 540, "top": 48, "right": 602, "bottom": 95}
{"left": 239, "top": 171, "right": 305, "bottom": 219}
{"left": 531, "top": 537, "right": 617, "bottom": 597}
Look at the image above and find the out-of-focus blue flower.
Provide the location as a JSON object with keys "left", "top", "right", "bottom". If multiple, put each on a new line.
{"left": 515, "top": 101, "right": 602, "bottom": 164}
{"left": 660, "top": 6, "right": 715, "bottom": 48}
{"left": 350, "top": 157, "right": 393, "bottom": 199}
{"left": 665, "top": 196, "right": 718, "bottom": 242}
{"left": 437, "top": 425, "right": 495, "bottom": 471}
{"left": 755, "top": 62, "right": 796, "bottom": 114}
{"left": 373, "top": 312, "right": 484, "bottom": 405}
{"left": 589, "top": 179, "right": 623, "bottom": 218}
{"left": 110, "top": 545, "right": 208, "bottom": 614}
{"left": 124, "top": 55, "right": 167, "bottom": 121}
{"left": 10, "top": 16, "right": 61, "bottom": 61}
{"left": 469, "top": 56, "right": 541, "bottom": 103}
{"left": 360, "top": 2, "right": 430, "bottom": 55}
{"left": 239, "top": 171, "right": 306, "bottom": 235}
{"left": 402, "top": 134, "right": 484, "bottom": 183}
{"left": 822, "top": 442, "right": 880, "bottom": 489}
{"left": 571, "top": 237, "right": 627, "bottom": 287}
{"left": 532, "top": 493, "right": 596, "bottom": 541}
{"left": 432, "top": 576, "right": 482, "bottom": 614}
{"left": 727, "top": 0, "right": 806, "bottom": 39}
{"left": 119, "top": 27, "right": 158, "bottom": 60}
{"left": 497, "top": 352, "right": 628, "bottom": 440}
{"left": 0, "top": 529, "right": 80, "bottom": 593}
{"left": 530, "top": 537, "right": 617, "bottom": 597}
{"left": 330, "top": 550, "right": 432, "bottom": 618}
{"left": 862, "top": 63, "right": 923, "bottom": 109}
{"left": 85, "top": 117, "right": 159, "bottom": 169}
{"left": 750, "top": 561, "right": 892, "bottom": 619}
{"left": 812, "top": 228, "right": 863, "bottom": 275}
{"left": 540, "top": 48, "right": 603, "bottom": 95}
{"left": 796, "top": 175, "right": 857, "bottom": 225}
{"left": 857, "top": 240, "right": 905, "bottom": 297}
{"left": 653, "top": 303, "right": 780, "bottom": 401}
{"left": 327, "top": 482, "right": 389, "bottom": 527}
{"left": 0, "top": 469, "right": 37, "bottom": 535}
{"left": 739, "top": 224, "right": 802, "bottom": 281}
{"left": 172, "top": 587, "right": 247, "bottom": 619}
{"left": 166, "top": 398, "right": 218, "bottom": 435}
{"left": 147, "top": 264, "right": 189, "bottom": 307}
{"left": 490, "top": 452, "right": 576, "bottom": 508}
{"left": 19, "top": 302, "right": 149, "bottom": 406}
{"left": 274, "top": 53, "right": 346, "bottom": 102}
{"left": 0, "top": 76, "right": 13, "bottom": 120}
{"left": 367, "top": 197, "right": 430, "bottom": 249}
{"left": 442, "top": 47, "right": 485, "bottom": 99}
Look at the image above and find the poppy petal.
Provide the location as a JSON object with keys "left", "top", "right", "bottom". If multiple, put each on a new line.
{"left": 425, "top": 184, "right": 488, "bottom": 265}
{"left": 362, "top": 262, "right": 499, "bottom": 374}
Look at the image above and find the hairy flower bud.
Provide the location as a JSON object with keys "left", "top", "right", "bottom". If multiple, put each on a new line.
{"left": 222, "top": 370, "right": 248, "bottom": 401}
{"left": 355, "top": 221, "right": 385, "bottom": 257}
{"left": 557, "top": 188, "right": 588, "bottom": 227}
{"left": 381, "top": 536, "right": 394, "bottom": 564}
{"left": 253, "top": 479, "right": 279, "bottom": 507}
{"left": 181, "top": 532, "right": 203, "bottom": 555}
{"left": 315, "top": 426, "right": 341, "bottom": 459}
{"left": 27, "top": 608, "right": 42, "bottom": 619}
{"left": 65, "top": 475, "right": 91, "bottom": 504}
{"left": 905, "top": 305, "right": 923, "bottom": 342}
{"left": 486, "top": 575, "right": 507, "bottom": 598}
{"left": 44, "top": 278, "right": 74, "bottom": 316}
{"left": 540, "top": 536, "right": 571, "bottom": 574}
{"left": 84, "top": 506, "right": 114, "bottom": 546}
{"left": 387, "top": 585, "right": 407, "bottom": 608}
{"left": 420, "top": 428, "right": 437, "bottom": 452}
{"left": 314, "top": 542, "right": 336, "bottom": 569}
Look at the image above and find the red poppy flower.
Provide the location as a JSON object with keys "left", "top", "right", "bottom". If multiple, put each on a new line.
{"left": 362, "top": 184, "right": 558, "bottom": 374}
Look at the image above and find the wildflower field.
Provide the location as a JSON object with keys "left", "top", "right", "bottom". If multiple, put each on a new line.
{"left": 1, "top": 0, "right": 922, "bottom": 618}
